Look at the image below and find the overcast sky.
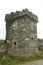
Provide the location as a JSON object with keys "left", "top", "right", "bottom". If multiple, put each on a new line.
{"left": 0, "top": 0, "right": 43, "bottom": 40}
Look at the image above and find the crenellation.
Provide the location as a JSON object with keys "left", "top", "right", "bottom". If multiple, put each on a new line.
{"left": 5, "top": 9, "right": 38, "bottom": 22}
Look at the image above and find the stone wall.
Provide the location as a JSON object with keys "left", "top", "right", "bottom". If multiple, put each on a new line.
{"left": 5, "top": 9, "right": 38, "bottom": 57}
{"left": 38, "top": 39, "right": 43, "bottom": 50}
{"left": 0, "top": 40, "right": 6, "bottom": 53}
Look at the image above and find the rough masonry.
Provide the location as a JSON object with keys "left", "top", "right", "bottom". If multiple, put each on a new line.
{"left": 5, "top": 9, "right": 39, "bottom": 56}
{"left": 0, "top": 9, "right": 38, "bottom": 56}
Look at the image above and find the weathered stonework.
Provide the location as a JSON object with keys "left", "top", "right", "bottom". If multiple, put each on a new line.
{"left": 0, "top": 40, "right": 6, "bottom": 53}
{"left": 5, "top": 9, "right": 38, "bottom": 56}
{"left": 38, "top": 39, "right": 43, "bottom": 50}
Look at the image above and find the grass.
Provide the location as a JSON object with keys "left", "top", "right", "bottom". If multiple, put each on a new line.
{"left": 0, "top": 51, "right": 43, "bottom": 65}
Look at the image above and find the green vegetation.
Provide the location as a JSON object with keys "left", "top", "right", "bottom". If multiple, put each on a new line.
{"left": 0, "top": 51, "right": 43, "bottom": 65}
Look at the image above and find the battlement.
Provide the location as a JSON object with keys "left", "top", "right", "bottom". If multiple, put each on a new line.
{"left": 5, "top": 9, "right": 38, "bottom": 22}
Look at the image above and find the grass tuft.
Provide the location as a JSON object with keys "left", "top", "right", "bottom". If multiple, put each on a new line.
{"left": 0, "top": 51, "right": 43, "bottom": 65}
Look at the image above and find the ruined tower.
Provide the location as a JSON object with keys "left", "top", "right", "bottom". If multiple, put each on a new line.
{"left": 5, "top": 9, "right": 38, "bottom": 56}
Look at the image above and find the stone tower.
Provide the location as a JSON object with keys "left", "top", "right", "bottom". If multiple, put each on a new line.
{"left": 5, "top": 9, "right": 38, "bottom": 56}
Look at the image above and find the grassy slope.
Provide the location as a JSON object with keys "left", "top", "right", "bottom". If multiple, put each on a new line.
{"left": 0, "top": 51, "right": 43, "bottom": 65}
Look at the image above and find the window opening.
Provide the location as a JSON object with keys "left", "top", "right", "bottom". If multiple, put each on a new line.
{"left": 14, "top": 42, "right": 16, "bottom": 45}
